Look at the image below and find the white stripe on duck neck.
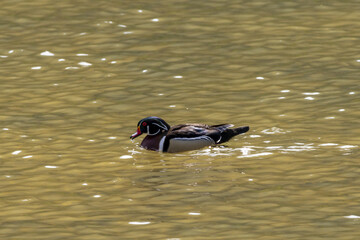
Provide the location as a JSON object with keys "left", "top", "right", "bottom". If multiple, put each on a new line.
{"left": 159, "top": 136, "right": 166, "bottom": 152}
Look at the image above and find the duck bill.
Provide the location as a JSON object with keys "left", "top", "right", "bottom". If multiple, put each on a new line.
{"left": 130, "top": 127, "right": 142, "bottom": 139}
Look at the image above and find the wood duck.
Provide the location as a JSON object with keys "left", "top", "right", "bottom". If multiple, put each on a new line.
{"left": 130, "top": 116, "right": 249, "bottom": 153}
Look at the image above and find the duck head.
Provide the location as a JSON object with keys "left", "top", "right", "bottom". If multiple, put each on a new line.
{"left": 130, "top": 116, "right": 170, "bottom": 139}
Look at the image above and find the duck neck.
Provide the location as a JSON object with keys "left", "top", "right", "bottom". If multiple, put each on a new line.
{"left": 141, "top": 132, "right": 167, "bottom": 151}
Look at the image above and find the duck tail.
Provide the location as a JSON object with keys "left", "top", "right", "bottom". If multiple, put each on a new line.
{"left": 211, "top": 124, "right": 234, "bottom": 132}
{"left": 217, "top": 126, "right": 249, "bottom": 144}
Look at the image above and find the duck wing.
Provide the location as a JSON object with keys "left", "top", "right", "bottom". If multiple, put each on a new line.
{"left": 162, "top": 123, "right": 249, "bottom": 152}
{"left": 209, "top": 123, "right": 234, "bottom": 132}
{"left": 162, "top": 124, "right": 222, "bottom": 152}
{"left": 168, "top": 124, "right": 222, "bottom": 138}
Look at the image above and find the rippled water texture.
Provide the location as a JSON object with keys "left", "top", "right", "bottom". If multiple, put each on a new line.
{"left": 1, "top": 0, "right": 360, "bottom": 239}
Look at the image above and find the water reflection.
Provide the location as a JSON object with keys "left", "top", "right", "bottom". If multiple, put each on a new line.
{"left": 344, "top": 215, "right": 360, "bottom": 219}
{"left": 1, "top": 0, "right": 360, "bottom": 239}
{"left": 127, "top": 138, "right": 358, "bottom": 158}
{"left": 129, "top": 221, "right": 151, "bottom": 225}
{"left": 44, "top": 165, "right": 58, "bottom": 169}
{"left": 192, "top": 144, "right": 316, "bottom": 157}
{"left": 40, "top": 51, "right": 54, "bottom": 56}
{"left": 12, "top": 150, "right": 22, "bottom": 155}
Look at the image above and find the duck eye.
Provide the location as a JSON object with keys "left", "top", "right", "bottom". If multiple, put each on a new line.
{"left": 142, "top": 122, "right": 147, "bottom": 126}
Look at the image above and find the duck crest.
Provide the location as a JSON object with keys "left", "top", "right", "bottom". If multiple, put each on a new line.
{"left": 130, "top": 117, "right": 249, "bottom": 153}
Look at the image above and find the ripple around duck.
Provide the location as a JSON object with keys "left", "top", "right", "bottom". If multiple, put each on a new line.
{"left": 149, "top": 139, "right": 357, "bottom": 160}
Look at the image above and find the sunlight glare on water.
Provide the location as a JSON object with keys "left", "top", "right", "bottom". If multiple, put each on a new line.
{"left": 0, "top": 0, "right": 360, "bottom": 239}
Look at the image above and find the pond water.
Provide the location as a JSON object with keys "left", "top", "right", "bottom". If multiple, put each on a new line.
{"left": 1, "top": 0, "right": 359, "bottom": 239}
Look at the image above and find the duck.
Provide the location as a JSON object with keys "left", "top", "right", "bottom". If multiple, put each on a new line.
{"left": 130, "top": 116, "right": 249, "bottom": 153}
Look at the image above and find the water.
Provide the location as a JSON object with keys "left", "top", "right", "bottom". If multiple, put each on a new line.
{"left": 1, "top": 0, "right": 360, "bottom": 239}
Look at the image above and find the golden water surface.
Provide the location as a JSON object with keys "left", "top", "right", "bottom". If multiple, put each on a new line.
{"left": 1, "top": 0, "right": 360, "bottom": 239}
